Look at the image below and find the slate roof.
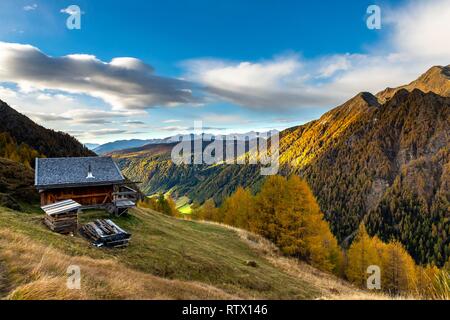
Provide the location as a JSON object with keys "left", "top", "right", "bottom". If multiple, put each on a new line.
{"left": 35, "top": 157, "right": 125, "bottom": 189}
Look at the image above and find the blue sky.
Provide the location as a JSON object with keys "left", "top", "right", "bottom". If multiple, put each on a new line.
{"left": 0, "top": 0, "right": 449, "bottom": 143}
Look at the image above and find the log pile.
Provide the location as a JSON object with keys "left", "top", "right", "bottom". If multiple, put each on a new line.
{"left": 80, "top": 219, "right": 131, "bottom": 248}
{"left": 41, "top": 200, "right": 81, "bottom": 234}
{"left": 44, "top": 211, "right": 78, "bottom": 234}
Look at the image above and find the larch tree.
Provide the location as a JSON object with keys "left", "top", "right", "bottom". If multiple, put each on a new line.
{"left": 381, "top": 241, "right": 416, "bottom": 295}
{"left": 221, "top": 187, "right": 254, "bottom": 229}
{"left": 252, "top": 175, "right": 289, "bottom": 240}
{"left": 195, "top": 199, "right": 219, "bottom": 222}
{"left": 288, "top": 175, "right": 342, "bottom": 274}
{"left": 345, "top": 224, "right": 381, "bottom": 287}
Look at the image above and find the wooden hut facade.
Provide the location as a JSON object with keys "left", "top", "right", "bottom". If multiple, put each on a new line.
{"left": 35, "top": 157, "right": 137, "bottom": 216}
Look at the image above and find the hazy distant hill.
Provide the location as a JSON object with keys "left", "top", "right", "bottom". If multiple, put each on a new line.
{"left": 115, "top": 65, "right": 450, "bottom": 266}
{"left": 0, "top": 100, "right": 95, "bottom": 158}
{"left": 84, "top": 143, "right": 100, "bottom": 150}
{"left": 95, "top": 132, "right": 270, "bottom": 155}
{"left": 93, "top": 138, "right": 176, "bottom": 155}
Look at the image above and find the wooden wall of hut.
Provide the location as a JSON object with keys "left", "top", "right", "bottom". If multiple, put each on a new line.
{"left": 40, "top": 185, "right": 114, "bottom": 206}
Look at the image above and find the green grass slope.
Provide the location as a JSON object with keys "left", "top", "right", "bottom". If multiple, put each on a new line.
{"left": 0, "top": 205, "right": 381, "bottom": 300}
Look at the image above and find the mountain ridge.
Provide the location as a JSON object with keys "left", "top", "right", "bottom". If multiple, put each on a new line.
{"left": 377, "top": 65, "right": 450, "bottom": 103}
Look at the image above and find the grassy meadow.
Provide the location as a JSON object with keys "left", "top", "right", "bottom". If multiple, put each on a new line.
{"left": 0, "top": 205, "right": 388, "bottom": 300}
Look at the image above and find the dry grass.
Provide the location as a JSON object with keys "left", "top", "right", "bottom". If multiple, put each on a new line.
{"left": 0, "top": 228, "right": 238, "bottom": 300}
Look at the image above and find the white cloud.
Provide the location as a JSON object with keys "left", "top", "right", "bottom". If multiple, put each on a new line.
{"left": 184, "top": 56, "right": 340, "bottom": 109}
{"left": 316, "top": 54, "right": 353, "bottom": 78}
{"left": 23, "top": 4, "right": 37, "bottom": 11}
{"left": 60, "top": 6, "right": 83, "bottom": 15}
{"left": 123, "top": 120, "right": 146, "bottom": 125}
{"left": 87, "top": 129, "right": 128, "bottom": 136}
{"left": 200, "top": 113, "right": 247, "bottom": 124}
{"left": 388, "top": 0, "right": 450, "bottom": 60}
{"left": 25, "top": 107, "right": 145, "bottom": 125}
{"left": 0, "top": 86, "right": 18, "bottom": 98}
{"left": 63, "top": 109, "right": 141, "bottom": 120}
{"left": 26, "top": 112, "right": 72, "bottom": 122}
{"left": 0, "top": 42, "right": 200, "bottom": 111}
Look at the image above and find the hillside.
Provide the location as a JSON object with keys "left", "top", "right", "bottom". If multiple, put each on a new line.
{"left": 0, "top": 158, "right": 38, "bottom": 210}
{"left": 0, "top": 205, "right": 381, "bottom": 300}
{"left": 303, "top": 89, "right": 449, "bottom": 265}
{"left": 114, "top": 66, "right": 450, "bottom": 266}
{"left": 0, "top": 99, "right": 95, "bottom": 158}
{"left": 114, "top": 143, "right": 263, "bottom": 201}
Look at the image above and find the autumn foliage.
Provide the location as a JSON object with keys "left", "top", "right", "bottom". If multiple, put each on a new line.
{"left": 346, "top": 224, "right": 449, "bottom": 298}
{"left": 0, "top": 132, "right": 41, "bottom": 168}
{"left": 194, "top": 175, "right": 449, "bottom": 298}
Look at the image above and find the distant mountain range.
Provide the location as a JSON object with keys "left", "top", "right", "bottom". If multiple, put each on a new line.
{"left": 113, "top": 65, "right": 450, "bottom": 267}
{"left": 92, "top": 139, "right": 167, "bottom": 155}
{"left": 92, "top": 131, "right": 275, "bottom": 155}
{"left": 84, "top": 143, "right": 100, "bottom": 150}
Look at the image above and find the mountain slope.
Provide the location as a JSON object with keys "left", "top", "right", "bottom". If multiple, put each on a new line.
{"left": 113, "top": 143, "right": 263, "bottom": 203}
{"left": 0, "top": 205, "right": 382, "bottom": 300}
{"left": 84, "top": 143, "right": 100, "bottom": 150}
{"left": 279, "top": 92, "right": 380, "bottom": 168}
{"left": 303, "top": 89, "right": 449, "bottom": 264}
{"left": 0, "top": 99, "right": 94, "bottom": 158}
{"left": 115, "top": 66, "right": 450, "bottom": 266}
